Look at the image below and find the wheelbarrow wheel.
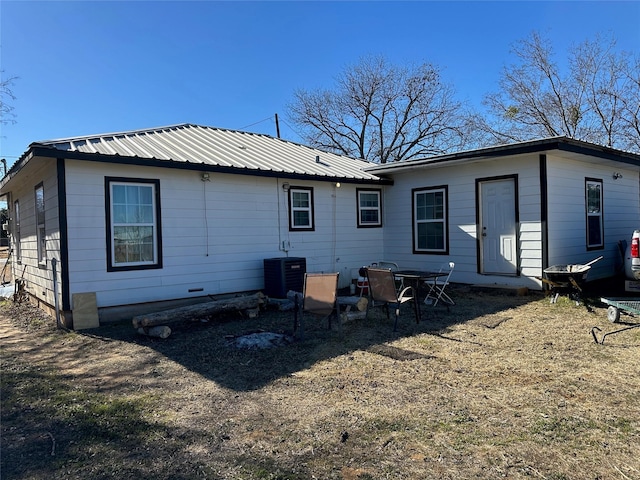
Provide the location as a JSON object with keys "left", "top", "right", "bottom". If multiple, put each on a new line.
{"left": 607, "top": 306, "right": 621, "bottom": 323}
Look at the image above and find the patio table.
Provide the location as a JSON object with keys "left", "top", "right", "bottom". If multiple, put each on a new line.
{"left": 394, "top": 270, "right": 450, "bottom": 322}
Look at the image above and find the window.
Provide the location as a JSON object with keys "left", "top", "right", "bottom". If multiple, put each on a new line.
{"left": 413, "top": 186, "right": 448, "bottom": 254}
{"left": 35, "top": 184, "right": 46, "bottom": 265}
{"left": 357, "top": 189, "right": 382, "bottom": 227}
{"left": 13, "top": 200, "right": 20, "bottom": 263}
{"left": 586, "top": 178, "right": 604, "bottom": 249}
{"left": 289, "top": 187, "right": 314, "bottom": 231}
{"left": 106, "top": 178, "right": 162, "bottom": 271}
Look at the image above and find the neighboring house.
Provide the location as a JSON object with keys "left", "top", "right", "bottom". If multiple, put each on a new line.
{"left": 1, "top": 125, "right": 639, "bottom": 327}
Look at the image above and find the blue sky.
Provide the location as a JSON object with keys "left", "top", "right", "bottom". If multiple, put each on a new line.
{"left": 1, "top": 1, "right": 639, "bottom": 167}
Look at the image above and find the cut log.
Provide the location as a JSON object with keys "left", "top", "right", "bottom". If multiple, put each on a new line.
{"left": 341, "top": 310, "right": 367, "bottom": 323}
{"left": 337, "top": 296, "right": 368, "bottom": 312}
{"left": 137, "top": 326, "right": 172, "bottom": 339}
{"left": 132, "top": 292, "right": 265, "bottom": 328}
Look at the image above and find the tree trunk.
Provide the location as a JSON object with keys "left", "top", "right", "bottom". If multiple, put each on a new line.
{"left": 132, "top": 293, "right": 265, "bottom": 328}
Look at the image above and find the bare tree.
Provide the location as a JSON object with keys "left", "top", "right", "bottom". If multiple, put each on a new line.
{"left": 0, "top": 73, "right": 17, "bottom": 126}
{"left": 477, "top": 32, "right": 640, "bottom": 152}
{"left": 287, "top": 56, "right": 470, "bottom": 163}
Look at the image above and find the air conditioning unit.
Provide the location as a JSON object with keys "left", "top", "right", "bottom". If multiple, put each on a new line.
{"left": 263, "top": 257, "right": 306, "bottom": 298}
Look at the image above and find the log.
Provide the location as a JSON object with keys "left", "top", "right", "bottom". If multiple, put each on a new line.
{"left": 137, "top": 326, "right": 172, "bottom": 339}
{"left": 341, "top": 310, "right": 367, "bottom": 323}
{"left": 132, "top": 292, "right": 265, "bottom": 328}
{"left": 337, "top": 296, "right": 368, "bottom": 312}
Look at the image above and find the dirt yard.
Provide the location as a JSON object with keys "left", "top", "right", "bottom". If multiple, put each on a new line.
{"left": 1, "top": 284, "right": 639, "bottom": 479}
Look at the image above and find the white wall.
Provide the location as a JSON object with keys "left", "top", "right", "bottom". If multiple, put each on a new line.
{"left": 64, "top": 160, "right": 385, "bottom": 308}
{"left": 546, "top": 154, "right": 640, "bottom": 279}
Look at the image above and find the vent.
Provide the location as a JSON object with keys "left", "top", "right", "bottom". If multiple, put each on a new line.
{"left": 263, "top": 257, "right": 306, "bottom": 298}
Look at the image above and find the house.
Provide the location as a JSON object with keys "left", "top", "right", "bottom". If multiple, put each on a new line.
{"left": 1, "top": 125, "right": 639, "bottom": 327}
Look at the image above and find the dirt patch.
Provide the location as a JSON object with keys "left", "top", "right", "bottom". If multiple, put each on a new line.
{"left": 2, "top": 285, "right": 639, "bottom": 479}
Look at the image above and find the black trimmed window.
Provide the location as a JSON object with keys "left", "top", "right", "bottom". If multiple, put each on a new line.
{"left": 106, "top": 178, "right": 162, "bottom": 271}
{"left": 35, "top": 184, "right": 46, "bottom": 265}
{"left": 586, "top": 178, "right": 604, "bottom": 249}
{"left": 357, "top": 188, "right": 382, "bottom": 227}
{"left": 413, "top": 186, "right": 448, "bottom": 254}
{"left": 289, "top": 186, "right": 314, "bottom": 231}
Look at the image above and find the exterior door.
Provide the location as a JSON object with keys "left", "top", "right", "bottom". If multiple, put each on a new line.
{"left": 479, "top": 177, "right": 518, "bottom": 275}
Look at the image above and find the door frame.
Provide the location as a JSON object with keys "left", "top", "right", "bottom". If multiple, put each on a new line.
{"left": 475, "top": 174, "right": 520, "bottom": 276}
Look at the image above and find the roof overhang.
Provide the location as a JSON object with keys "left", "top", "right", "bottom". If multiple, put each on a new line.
{"left": 365, "top": 137, "right": 640, "bottom": 174}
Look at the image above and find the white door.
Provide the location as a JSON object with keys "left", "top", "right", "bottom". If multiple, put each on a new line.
{"left": 479, "top": 178, "right": 518, "bottom": 275}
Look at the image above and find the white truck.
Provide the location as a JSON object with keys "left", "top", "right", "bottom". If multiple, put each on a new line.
{"left": 624, "top": 230, "right": 640, "bottom": 289}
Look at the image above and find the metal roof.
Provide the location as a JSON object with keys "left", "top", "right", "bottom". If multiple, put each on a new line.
{"left": 28, "top": 123, "right": 385, "bottom": 183}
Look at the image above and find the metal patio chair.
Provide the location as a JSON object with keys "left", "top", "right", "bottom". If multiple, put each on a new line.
{"left": 365, "top": 267, "right": 415, "bottom": 331}
{"left": 294, "top": 272, "right": 340, "bottom": 339}
{"left": 424, "top": 262, "right": 455, "bottom": 307}
{"left": 372, "top": 261, "right": 404, "bottom": 290}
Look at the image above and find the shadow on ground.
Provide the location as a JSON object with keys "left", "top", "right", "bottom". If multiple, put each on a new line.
{"left": 79, "top": 283, "right": 571, "bottom": 392}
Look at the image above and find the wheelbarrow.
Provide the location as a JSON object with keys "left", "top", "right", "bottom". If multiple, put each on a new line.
{"left": 538, "top": 256, "right": 603, "bottom": 304}
{"left": 591, "top": 297, "right": 640, "bottom": 344}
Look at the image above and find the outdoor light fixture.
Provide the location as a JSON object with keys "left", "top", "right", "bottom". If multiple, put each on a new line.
{"left": 613, "top": 172, "right": 623, "bottom": 180}
{"left": 282, "top": 182, "right": 290, "bottom": 191}
{"left": 201, "top": 172, "right": 210, "bottom": 181}
{"left": 335, "top": 182, "right": 341, "bottom": 188}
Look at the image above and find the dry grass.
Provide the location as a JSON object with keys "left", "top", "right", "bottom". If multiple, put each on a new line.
{"left": 1, "top": 284, "right": 639, "bottom": 479}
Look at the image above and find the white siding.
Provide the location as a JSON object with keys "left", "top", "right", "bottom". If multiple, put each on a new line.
{"left": 6, "top": 157, "right": 62, "bottom": 308}
{"left": 546, "top": 154, "right": 640, "bottom": 279}
{"left": 64, "top": 160, "right": 384, "bottom": 308}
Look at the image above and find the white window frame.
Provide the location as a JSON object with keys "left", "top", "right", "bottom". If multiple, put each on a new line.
{"left": 357, "top": 189, "right": 382, "bottom": 227}
{"left": 413, "top": 186, "right": 448, "bottom": 254}
{"left": 289, "top": 187, "right": 314, "bottom": 231}
{"left": 34, "top": 184, "right": 46, "bottom": 265}
{"left": 586, "top": 178, "right": 604, "bottom": 249}
{"left": 106, "top": 178, "right": 162, "bottom": 271}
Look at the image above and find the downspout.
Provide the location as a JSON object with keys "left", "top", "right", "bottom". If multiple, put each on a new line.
{"left": 56, "top": 158, "right": 71, "bottom": 314}
{"left": 52, "top": 258, "right": 61, "bottom": 328}
{"left": 539, "top": 154, "right": 549, "bottom": 272}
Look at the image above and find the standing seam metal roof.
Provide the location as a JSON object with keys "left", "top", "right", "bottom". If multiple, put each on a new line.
{"left": 34, "top": 123, "right": 383, "bottom": 181}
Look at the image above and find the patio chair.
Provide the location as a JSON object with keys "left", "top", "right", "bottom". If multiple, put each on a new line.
{"left": 294, "top": 272, "right": 340, "bottom": 339}
{"left": 424, "top": 262, "right": 455, "bottom": 307}
{"left": 372, "top": 261, "right": 404, "bottom": 290}
{"left": 365, "top": 267, "right": 415, "bottom": 331}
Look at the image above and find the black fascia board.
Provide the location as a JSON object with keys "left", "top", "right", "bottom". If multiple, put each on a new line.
{"left": 25, "top": 145, "right": 394, "bottom": 186}
{"left": 365, "top": 137, "right": 640, "bottom": 172}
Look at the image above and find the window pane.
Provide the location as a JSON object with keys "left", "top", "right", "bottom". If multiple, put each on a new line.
{"left": 360, "top": 193, "right": 379, "bottom": 208}
{"left": 588, "top": 216, "right": 602, "bottom": 246}
{"left": 360, "top": 210, "right": 379, "bottom": 224}
{"left": 416, "top": 191, "right": 443, "bottom": 220}
{"left": 113, "top": 185, "right": 126, "bottom": 204}
{"left": 35, "top": 186, "right": 45, "bottom": 224}
{"left": 292, "top": 191, "right": 309, "bottom": 208}
{"left": 418, "top": 222, "right": 444, "bottom": 250}
{"left": 587, "top": 184, "right": 601, "bottom": 213}
{"left": 114, "top": 226, "right": 154, "bottom": 263}
{"left": 293, "top": 211, "right": 310, "bottom": 227}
